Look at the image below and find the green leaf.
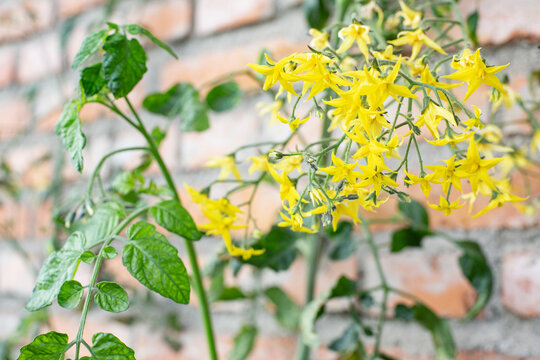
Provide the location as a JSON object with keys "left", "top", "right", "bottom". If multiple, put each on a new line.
{"left": 390, "top": 228, "right": 432, "bottom": 253}
{"left": 80, "top": 250, "right": 95, "bottom": 264}
{"left": 264, "top": 287, "right": 301, "bottom": 330}
{"left": 73, "top": 202, "right": 124, "bottom": 249}
{"left": 327, "top": 221, "right": 356, "bottom": 261}
{"left": 328, "top": 323, "right": 361, "bottom": 354}
{"left": 150, "top": 199, "right": 201, "bottom": 241}
{"left": 80, "top": 62, "right": 106, "bottom": 97}
{"left": 72, "top": 29, "right": 108, "bottom": 69}
{"left": 26, "top": 232, "right": 87, "bottom": 311}
{"left": 205, "top": 81, "right": 243, "bottom": 112}
{"left": 408, "top": 303, "right": 456, "bottom": 360}
{"left": 398, "top": 199, "right": 429, "bottom": 229}
{"left": 18, "top": 331, "right": 69, "bottom": 360}
{"left": 243, "top": 226, "right": 298, "bottom": 271}
{"left": 143, "top": 83, "right": 209, "bottom": 132}
{"left": 103, "top": 246, "right": 118, "bottom": 259}
{"left": 94, "top": 281, "right": 129, "bottom": 313}
{"left": 466, "top": 10, "right": 479, "bottom": 47}
{"left": 91, "top": 333, "right": 135, "bottom": 360}
{"left": 55, "top": 100, "right": 86, "bottom": 172}
{"left": 455, "top": 240, "right": 493, "bottom": 320}
{"left": 330, "top": 276, "right": 357, "bottom": 298}
{"left": 218, "top": 287, "right": 247, "bottom": 301}
{"left": 57, "top": 280, "right": 84, "bottom": 309}
{"left": 122, "top": 221, "right": 190, "bottom": 304}
{"left": 229, "top": 325, "right": 257, "bottom": 360}
{"left": 304, "top": 0, "right": 330, "bottom": 30}
{"left": 125, "top": 24, "right": 178, "bottom": 59}
{"left": 102, "top": 33, "right": 147, "bottom": 99}
{"left": 394, "top": 303, "right": 414, "bottom": 321}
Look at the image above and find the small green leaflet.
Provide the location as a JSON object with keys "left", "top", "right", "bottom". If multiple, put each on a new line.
{"left": 304, "top": 0, "right": 330, "bottom": 30}
{"left": 55, "top": 100, "right": 86, "bottom": 172}
{"left": 466, "top": 10, "right": 479, "bottom": 47}
{"left": 390, "top": 228, "right": 432, "bottom": 252}
{"left": 91, "top": 333, "right": 135, "bottom": 360}
{"left": 72, "top": 29, "right": 108, "bottom": 69}
{"left": 455, "top": 240, "right": 493, "bottom": 320}
{"left": 122, "top": 221, "right": 190, "bottom": 304}
{"left": 243, "top": 226, "right": 299, "bottom": 271}
{"left": 125, "top": 24, "right": 178, "bottom": 59}
{"left": 143, "top": 83, "right": 209, "bottom": 132}
{"left": 94, "top": 281, "right": 129, "bottom": 313}
{"left": 327, "top": 221, "right": 356, "bottom": 261}
{"left": 102, "top": 33, "right": 147, "bottom": 98}
{"left": 26, "top": 232, "right": 87, "bottom": 311}
{"left": 73, "top": 201, "right": 124, "bottom": 249}
{"left": 80, "top": 62, "right": 106, "bottom": 97}
{"left": 264, "top": 287, "right": 301, "bottom": 330}
{"left": 205, "top": 81, "right": 243, "bottom": 112}
{"left": 150, "top": 199, "right": 201, "bottom": 240}
{"left": 398, "top": 199, "right": 429, "bottom": 229}
{"left": 57, "top": 280, "right": 84, "bottom": 309}
{"left": 229, "top": 325, "right": 257, "bottom": 360}
{"left": 18, "top": 331, "right": 69, "bottom": 360}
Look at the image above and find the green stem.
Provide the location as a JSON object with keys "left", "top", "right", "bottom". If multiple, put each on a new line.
{"left": 123, "top": 98, "right": 219, "bottom": 360}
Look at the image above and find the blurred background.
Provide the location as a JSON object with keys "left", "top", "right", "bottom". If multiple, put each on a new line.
{"left": 0, "top": 0, "right": 539, "bottom": 359}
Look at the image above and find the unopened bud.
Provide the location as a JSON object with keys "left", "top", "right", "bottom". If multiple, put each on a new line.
{"left": 347, "top": 194, "right": 359, "bottom": 200}
{"left": 322, "top": 211, "right": 333, "bottom": 227}
{"left": 85, "top": 199, "right": 94, "bottom": 216}
{"left": 269, "top": 150, "right": 283, "bottom": 161}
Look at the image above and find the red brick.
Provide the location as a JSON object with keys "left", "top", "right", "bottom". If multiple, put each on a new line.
{"left": 128, "top": 0, "right": 191, "bottom": 42}
{"left": 57, "top": 0, "right": 105, "bottom": 19}
{"left": 0, "top": 96, "right": 31, "bottom": 139}
{"left": 195, "top": 0, "right": 274, "bottom": 36}
{"left": 364, "top": 251, "right": 476, "bottom": 318}
{"left": 502, "top": 251, "right": 540, "bottom": 317}
{"left": 0, "top": 0, "right": 53, "bottom": 43}
{"left": 0, "top": 46, "right": 16, "bottom": 87}
{"left": 160, "top": 38, "right": 306, "bottom": 91}
{"left": 16, "top": 32, "right": 62, "bottom": 84}
{"left": 460, "top": 0, "right": 540, "bottom": 45}
{"left": 0, "top": 201, "right": 31, "bottom": 239}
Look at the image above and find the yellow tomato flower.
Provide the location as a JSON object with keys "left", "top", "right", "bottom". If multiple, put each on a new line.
{"left": 278, "top": 210, "right": 316, "bottom": 233}
{"left": 490, "top": 84, "right": 521, "bottom": 112}
{"left": 275, "top": 155, "right": 303, "bottom": 175}
{"left": 268, "top": 165, "right": 301, "bottom": 206}
{"left": 256, "top": 100, "right": 283, "bottom": 125}
{"left": 248, "top": 154, "right": 270, "bottom": 174}
{"left": 462, "top": 105, "right": 484, "bottom": 130}
{"left": 277, "top": 113, "right": 310, "bottom": 132}
{"left": 444, "top": 48, "right": 509, "bottom": 100}
{"left": 429, "top": 196, "right": 464, "bottom": 216}
{"left": 205, "top": 155, "right": 241, "bottom": 181}
{"left": 425, "top": 155, "right": 462, "bottom": 194}
{"left": 356, "top": 164, "right": 398, "bottom": 196}
{"left": 426, "top": 131, "right": 475, "bottom": 147}
{"left": 309, "top": 29, "right": 330, "bottom": 50}
{"left": 337, "top": 23, "right": 371, "bottom": 60}
{"left": 404, "top": 171, "right": 437, "bottom": 198}
{"left": 319, "top": 153, "right": 362, "bottom": 184}
{"left": 249, "top": 53, "right": 300, "bottom": 96}
{"left": 389, "top": 28, "right": 446, "bottom": 61}
{"left": 397, "top": 0, "right": 423, "bottom": 28}
{"left": 415, "top": 102, "right": 457, "bottom": 139}
{"left": 473, "top": 191, "right": 527, "bottom": 218}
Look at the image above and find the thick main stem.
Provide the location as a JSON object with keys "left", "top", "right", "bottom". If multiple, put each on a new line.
{"left": 124, "top": 98, "right": 218, "bottom": 360}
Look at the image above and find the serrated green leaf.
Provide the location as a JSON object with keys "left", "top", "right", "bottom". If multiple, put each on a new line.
{"left": 26, "top": 232, "right": 87, "bottom": 311}
{"left": 72, "top": 29, "right": 108, "bottom": 69}
{"left": 112, "top": 171, "right": 137, "bottom": 195}
{"left": 103, "top": 246, "right": 118, "bottom": 259}
{"left": 398, "top": 199, "right": 429, "bottom": 229}
{"left": 390, "top": 228, "right": 432, "bottom": 252}
{"left": 125, "top": 24, "right": 178, "bottom": 59}
{"left": 264, "top": 287, "right": 301, "bottom": 330}
{"left": 18, "top": 331, "right": 69, "bottom": 360}
{"left": 466, "top": 10, "right": 479, "bottom": 47}
{"left": 80, "top": 62, "right": 106, "bottom": 97}
{"left": 327, "top": 221, "right": 356, "bottom": 261}
{"left": 455, "top": 240, "right": 493, "bottom": 320}
{"left": 304, "top": 0, "right": 330, "bottom": 30}
{"left": 91, "top": 333, "right": 135, "bottom": 360}
{"left": 143, "top": 83, "right": 209, "bottom": 132}
{"left": 229, "top": 325, "right": 257, "bottom": 360}
{"left": 150, "top": 199, "right": 201, "bottom": 240}
{"left": 102, "top": 33, "right": 147, "bottom": 98}
{"left": 206, "top": 81, "right": 243, "bottom": 112}
{"left": 57, "top": 280, "right": 84, "bottom": 309}
{"left": 55, "top": 100, "right": 86, "bottom": 172}
{"left": 243, "top": 226, "right": 298, "bottom": 271}
{"left": 122, "top": 221, "right": 190, "bottom": 304}
{"left": 94, "top": 281, "right": 129, "bottom": 313}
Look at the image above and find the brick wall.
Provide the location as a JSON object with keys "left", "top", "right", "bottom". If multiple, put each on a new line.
{"left": 0, "top": 0, "right": 539, "bottom": 359}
